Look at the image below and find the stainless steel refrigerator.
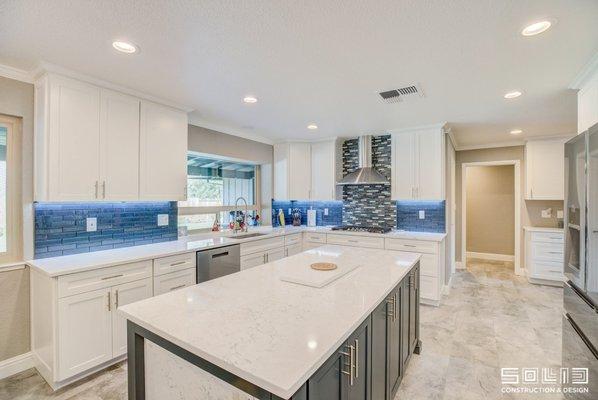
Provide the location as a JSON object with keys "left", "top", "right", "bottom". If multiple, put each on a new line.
{"left": 563, "top": 123, "right": 598, "bottom": 398}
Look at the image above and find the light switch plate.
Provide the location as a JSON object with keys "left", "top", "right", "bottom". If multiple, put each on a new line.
{"left": 557, "top": 210, "right": 564, "bottom": 219}
{"left": 419, "top": 210, "right": 425, "bottom": 219}
{"left": 541, "top": 208, "right": 552, "bottom": 218}
{"left": 288, "top": 208, "right": 292, "bottom": 215}
{"left": 324, "top": 208, "right": 329, "bottom": 216}
{"left": 157, "top": 214, "right": 169, "bottom": 226}
{"left": 86, "top": 217, "right": 97, "bottom": 232}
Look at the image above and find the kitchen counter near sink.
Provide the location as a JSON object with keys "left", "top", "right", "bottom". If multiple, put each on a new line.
{"left": 27, "top": 225, "right": 445, "bottom": 277}
{"left": 120, "top": 245, "right": 421, "bottom": 400}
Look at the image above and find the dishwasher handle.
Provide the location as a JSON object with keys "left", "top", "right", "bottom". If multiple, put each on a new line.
{"left": 211, "top": 251, "right": 229, "bottom": 258}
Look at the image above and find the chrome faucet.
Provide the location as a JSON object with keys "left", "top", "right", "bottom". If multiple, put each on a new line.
{"left": 234, "top": 197, "right": 249, "bottom": 233}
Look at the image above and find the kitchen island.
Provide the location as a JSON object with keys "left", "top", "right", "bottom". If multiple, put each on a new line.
{"left": 119, "top": 245, "right": 421, "bottom": 400}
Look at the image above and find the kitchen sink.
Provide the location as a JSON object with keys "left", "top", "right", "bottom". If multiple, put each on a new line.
{"left": 227, "top": 232, "right": 268, "bottom": 239}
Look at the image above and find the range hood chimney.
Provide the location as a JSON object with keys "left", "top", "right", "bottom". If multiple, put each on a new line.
{"left": 337, "top": 135, "right": 389, "bottom": 185}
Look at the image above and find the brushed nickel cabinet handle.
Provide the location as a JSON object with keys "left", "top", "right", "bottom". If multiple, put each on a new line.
{"left": 355, "top": 339, "right": 359, "bottom": 378}
{"left": 115, "top": 289, "right": 119, "bottom": 308}
{"left": 169, "top": 284, "right": 186, "bottom": 291}
{"left": 107, "top": 292, "right": 111, "bottom": 312}
{"left": 102, "top": 274, "right": 124, "bottom": 280}
{"left": 386, "top": 297, "right": 395, "bottom": 319}
{"left": 102, "top": 181, "right": 106, "bottom": 198}
{"left": 170, "top": 261, "right": 187, "bottom": 267}
{"left": 95, "top": 181, "right": 99, "bottom": 199}
{"left": 394, "top": 293, "right": 398, "bottom": 322}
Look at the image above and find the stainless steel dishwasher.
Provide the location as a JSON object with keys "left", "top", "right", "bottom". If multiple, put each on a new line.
{"left": 196, "top": 244, "right": 241, "bottom": 283}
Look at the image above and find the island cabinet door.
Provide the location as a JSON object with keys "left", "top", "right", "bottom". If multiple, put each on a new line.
{"left": 307, "top": 345, "right": 348, "bottom": 400}
{"left": 408, "top": 267, "right": 420, "bottom": 355}
{"left": 388, "top": 285, "right": 403, "bottom": 399}
{"left": 346, "top": 317, "right": 372, "bottom": 400}
{"left": 370, "top": 298, "right": 390, "bottom": 400}
{"left": 401, "top": 278, "right": 411, "bottom": 368}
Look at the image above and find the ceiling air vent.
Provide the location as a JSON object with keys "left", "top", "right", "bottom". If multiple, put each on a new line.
{"left": 378, "top": 84, "right": 423, "bottom": 104}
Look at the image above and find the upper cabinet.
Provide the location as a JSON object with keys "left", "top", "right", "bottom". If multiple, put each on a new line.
{"left": 391, "top": 126, "right": 446, "bottom": 201}
{"left": 274, "top": 140, "right": 339, "bottom": 201}
{"left": 525, "top": 138, "right": 566, "bottom": 200}
{"left": 34, "top": 73, "right": 188, "bottom": 202}
{"left": 578, "top": 71, "right": 598, "bottom": 134}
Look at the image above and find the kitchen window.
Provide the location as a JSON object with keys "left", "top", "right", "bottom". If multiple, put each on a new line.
{"left": 178, "top": 153, "right": 261, "bottom": 232}
{"left": 0, "top": 115, "right": 22, "bottom": 265}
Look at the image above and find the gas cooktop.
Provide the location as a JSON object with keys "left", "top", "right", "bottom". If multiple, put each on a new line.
{"left": 330, "top": 225, "right": 392, "bottom": 234}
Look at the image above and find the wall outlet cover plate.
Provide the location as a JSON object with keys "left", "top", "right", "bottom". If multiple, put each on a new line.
{"left": 419, "top": 210, "right": 425, "bottom": 219}
{"left": 157, "top": 214, "right": 169, "bottom": 226}
{"left": 86, "top": 217, "right": 97, "bottom": 232}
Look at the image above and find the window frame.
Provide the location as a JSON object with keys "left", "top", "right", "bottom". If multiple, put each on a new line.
{"left": 0, "top": 115, "right": 23, "bottom": 265}
{"left": 178, "top": 156, "right": 262, "bottom": 233}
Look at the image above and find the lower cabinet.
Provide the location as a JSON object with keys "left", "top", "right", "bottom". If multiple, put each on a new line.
{"left": 153, "top": 268, "right": 196, "bottom": 296}
{"left": 111, "top": 279, "right": 153, "bottom": 357}
{"left": 285, "top": 242, "right": 303, "bottom": 257}
{"left": 308, "top": 263, "right": 420, "bottom": 400}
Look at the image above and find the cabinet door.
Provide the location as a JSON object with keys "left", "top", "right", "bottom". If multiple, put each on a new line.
{"left": 370, "top": 299, "right": 389, "bottom": 400}
{"left": 112, "top": 278, "right": 153, "bottom": 357}
{"left": 308, "top": 344, "right": 348, "bottom": 400}
{"left": 285, "top": 243, "right": 303, "bottom": 257}
{"left": 57, "top": 288, "right": 112, "bottom": 380}
{"left": 139, "top": 101, "right": 188, "bottom": 200}
{"left": 49, "top": 75, "right": 101, "bottom": 201}
{"left": 99, "top": 89, "right": 140, "bottom": 200}
{"left": 347, "top": 317, "right": 372, "bottom": 400}
{"left": 525, "top": 140, "right": 565, "bottom": 200}
{"left": 408, "top": 269, "right": 419, "bottom": 355}
{"left": 311, "top": 141, "right": 335, "bottom": 200}
{"left": 416, "top": 130, "right": 444, "bottom": 200}
{"left": 267, "top": 247, "right": 286, "bottom": 262}
{"left": 401, "top": 279, "right": 410, "bottom": 368}
{"left": 154, "top": 268, "right": 196, "bottom": 296}
{"left": 240, "top": 252, "right": 266, "bottom": 270}
{"left": 289, "top": 143, "right": 312, "bottom": 200}
{"left": 388, "top": 286, "right": 402, "bottom": 398}
{"left": 391, "top": 133, "right": 415, "bottom": 200}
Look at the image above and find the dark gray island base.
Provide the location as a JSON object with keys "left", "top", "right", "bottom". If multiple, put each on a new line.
{"left": 127, "top": 262, "right": 421, "bottom": 400}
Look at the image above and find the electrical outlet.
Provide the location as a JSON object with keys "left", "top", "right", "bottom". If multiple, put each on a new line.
{"left": 324, "top": 208, "right": 329, "bottom": 216}
{"left": 557, "top": 210, "right": 564, "bottom": 219}
{"left": 541, "top": 208, "right": 552, "bottom": 219}
{"left": 288, "top": 208, "right": 292, "bottom": 215}
{"left": 157, "top": 214, "right": 169, "bottom": 226}
{"left": 419, "top": 210, "right": 425, "bottom": 219}
{"left": 86, "top": 217, "right": 97, "bottom": 232}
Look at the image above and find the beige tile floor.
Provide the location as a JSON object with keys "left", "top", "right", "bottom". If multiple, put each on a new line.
{"left": 0, "top": 258, "right": 563, "bottom": 400}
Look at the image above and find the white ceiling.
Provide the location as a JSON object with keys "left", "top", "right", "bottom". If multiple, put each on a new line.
{"left": 1, "top": 0, "right": 597, "bottom": 148}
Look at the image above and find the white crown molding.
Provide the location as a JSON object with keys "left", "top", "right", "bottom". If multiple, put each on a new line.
{"left": 570, "top": 51, "right": 598, "bottom": 90}
{"left": 523, "top": 133, "right": 575, "bottom": 143}
{"left": 0, "top": 352, "right": 33, "bottom": 380}
{"left": 33, "top": 61, "right": 194, "bottom": 112}
{"left": 387, "top": 122, "right": 448, "bottom": 135}
{"left": 455, "top": 140, "right": 526, "bottom": 151}
{"left": 0, "top": 63, "right": 34, "bottom": 84}
{"left": 188, "top": 116, "right": 275, "bottom": 145}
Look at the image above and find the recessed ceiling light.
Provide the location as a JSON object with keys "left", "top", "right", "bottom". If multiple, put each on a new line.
{"left": 521, "top": 20, "right": 552, "bottom": 36}
{"left": 510, "top": 129, "right": 523, "bottom": 135}
{"left": 307, "top": 124, "right": 318, "bottom": 130}
{"left": 504, "top": 91, "right": 522, "bottom": 99}
{"left": 243, "top": 96, "right": 258, "bottom": 104}
{"left": 112, "top": 41, "right": 138, "bottom": 54}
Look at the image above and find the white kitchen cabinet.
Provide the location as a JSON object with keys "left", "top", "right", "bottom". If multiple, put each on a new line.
{"left": 99, "top": 89, "right": 140, "bottom": 200}
{"left": 57, "top": 288, "right": 112, "bottom": 380}
{"left": 391, "top": 125, "right": 446, "bottom": 201}
{"left": 524, "top": 228, "right": 564, "bottom": 285}
{"left": 139, "top": 101, "right": 188, "bottom": 201}
{"left": 240, "top": 252, "right": 267, "bottom": 270}
{"left": 274, "top": 142, "right": 312, "bottom": 200}
{"left": 267, "top": 247, "right": 285, "bottom": 262}
{"left": 578, "top": 71, "right": 598, "bottom": 133}
{"left": 310, "top": 140, "right": 338, "bottom": 200}
{"left": 111, "top": 278, "right": 153, "bottom": 357}
{"left": 34, "top": 72, "right": 188, "bottom": 202}
{"left": 525, "top": 139, "right": 566, "bottom": 200}
{"left": 285, "top": 242, "right": 303, "bottom": 257}
{"left": 153, "top": 268, "right": 196, "bottom": 296}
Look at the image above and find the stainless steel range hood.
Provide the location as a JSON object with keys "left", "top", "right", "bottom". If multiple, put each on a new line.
{"left": 337, "top": 135, "right": 390, "bottom": 185}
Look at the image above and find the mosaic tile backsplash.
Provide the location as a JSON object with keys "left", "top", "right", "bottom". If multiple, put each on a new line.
{"left": 341, "top": 135, "right": 396, "bottom": 228}
{"left": 271, "top": 200, "right": 343, "bottom": 226}
{"left": 34, "top": 202, "right": 178, "bottom": 259}
{"left": 396, "top": 201, "right": 446, "bottom": 232}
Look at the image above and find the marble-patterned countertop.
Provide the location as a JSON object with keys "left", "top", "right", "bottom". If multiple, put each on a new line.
{"left": 523, "top": 226, "right": 564, "bottom": 233}
{"left": 27, "top": 225, "right": 444, "bottom": 277}
{"left": 119, "top": 245, "right": 420, "bottom": 399}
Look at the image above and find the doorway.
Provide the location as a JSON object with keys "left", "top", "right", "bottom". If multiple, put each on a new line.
{"left": 461, "top": 160, "right": 522, "bottom": 274}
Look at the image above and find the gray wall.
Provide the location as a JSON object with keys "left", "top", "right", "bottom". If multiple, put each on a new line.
{"left": 0, "top": 76, "right": 34, "bottom": 362}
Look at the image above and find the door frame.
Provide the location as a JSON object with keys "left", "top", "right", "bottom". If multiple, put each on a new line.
{"left": 461, "top": 160, "right": 522, "bottom": 275}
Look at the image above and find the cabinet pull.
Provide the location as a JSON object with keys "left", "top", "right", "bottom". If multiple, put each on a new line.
{"left": 548, "top": 251, "right": 562, "bottom": 254}
{"left": 285, "top": 248, "right": 288, "bottom": 257}
{"left": 348, "top": 239, "right": 358, "bottom": 243}
{"left": 94, "top": 181, "right": 99, "bottom": 199}
{"left": 339, "top": 344, "right": 355, "bottom": 385}
{"left": 386, "top": 295, "right": 395, "bottom": 320}
{"left": 115, "top": 289, "right": 119, "bottom": 308}
{"left": 403, "top": 244, "right": 417, "bottom": 248}
{"left": 169, "top": 284, "right": 186, "bottom": 291}
{"left": 107, "top": 292, "right": 111, "bottom": 311}
{"left": 530, "top": 188, "right": 533, "bottom": 199}
{"left": 102, "top": 181, "right": 106, "bottom": 198}
{"left": 354, "top": 339, "right": 359, "bottom": 378}
{"left": 170, "top": 261, "right": 187, "bottom": 266}
{"left": 548, "top": 270, "right": 562, "bottom": 273}
{"left": 393, "top": 294, "right": 398, "bottom": 322}
{"left": 102, "top": 274, "right": 124, "bottom": 280}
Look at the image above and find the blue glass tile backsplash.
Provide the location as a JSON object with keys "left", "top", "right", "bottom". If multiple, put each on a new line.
{"left": 271, "top": 200, "right": 343, "bottom": 226}
{"left": 396, "top": 201, "right": 446, "bottom": 232}
{"left": 34, "top": 202, "right": 178, "bottom": 259}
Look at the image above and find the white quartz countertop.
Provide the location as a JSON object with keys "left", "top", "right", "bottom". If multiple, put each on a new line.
{"left": 119, "top": 245, "right": 420, "bottom": 399}
{"left": 27, "top": 225, "right": 444, "bottom": 277}
{"left": 523, "top": 226, "right": 564, "bottom": 233}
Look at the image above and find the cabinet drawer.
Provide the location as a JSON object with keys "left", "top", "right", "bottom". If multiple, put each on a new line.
{"left": 240, "top": 252, "right": 266, "bottom": 270}
{"left": 285, "top": 243, "right": 303, "bottom": 257}
{"left": 531, "top": 242, "right": 564, "bottom": 262}
{"left": 153, "top": 268, "right": 196, "bottom": 296}
{"left": 303, "top": 242, "right": 325, "bottom": 251}
{"left": 153, "top": 252, "right": 196, "bottom": 276}
{"left": 529, "top": 260, "right": 564, "bottom": 281}
{"left": 531, "top": 232, "right": 564, "bottom": 244}
{"left": 419, "top": 253, "right": 439, "bottom": 277}
{"left": 57, "top": 260, "right": 152, "bottom": 298}
{"left": 420, "top": 275, "right": 440, "bottom": 302}
{"left": 326, "top": 234, "right": 384, "bottom": 249}
{"left": 384, "top": 238, "right": 438, "bottom": 254}
{"left": 303, "top": 232, "right": 326, "bottom": 243}
{"left": 240, "top": 236, "right": 285, "bottom": 256}
{"left": 284, "top": 233, "right": 302, "bottom": 246}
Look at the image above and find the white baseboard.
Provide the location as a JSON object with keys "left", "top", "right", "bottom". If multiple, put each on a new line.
{"left": 442, "top": 275, "right": 453, "bottom": 296}
{"left": 0, "top": 352, "right": 33, "bottom": 380}
{"left": 455, "top": 261, "right": 465, "bottom": 270}
{"left": 466, "top": 251, "right": 514, "bottom": 262}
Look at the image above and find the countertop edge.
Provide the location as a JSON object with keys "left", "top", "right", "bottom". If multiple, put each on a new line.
{"left": 119, "top": 254, "right": 421, "bottom": 399}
